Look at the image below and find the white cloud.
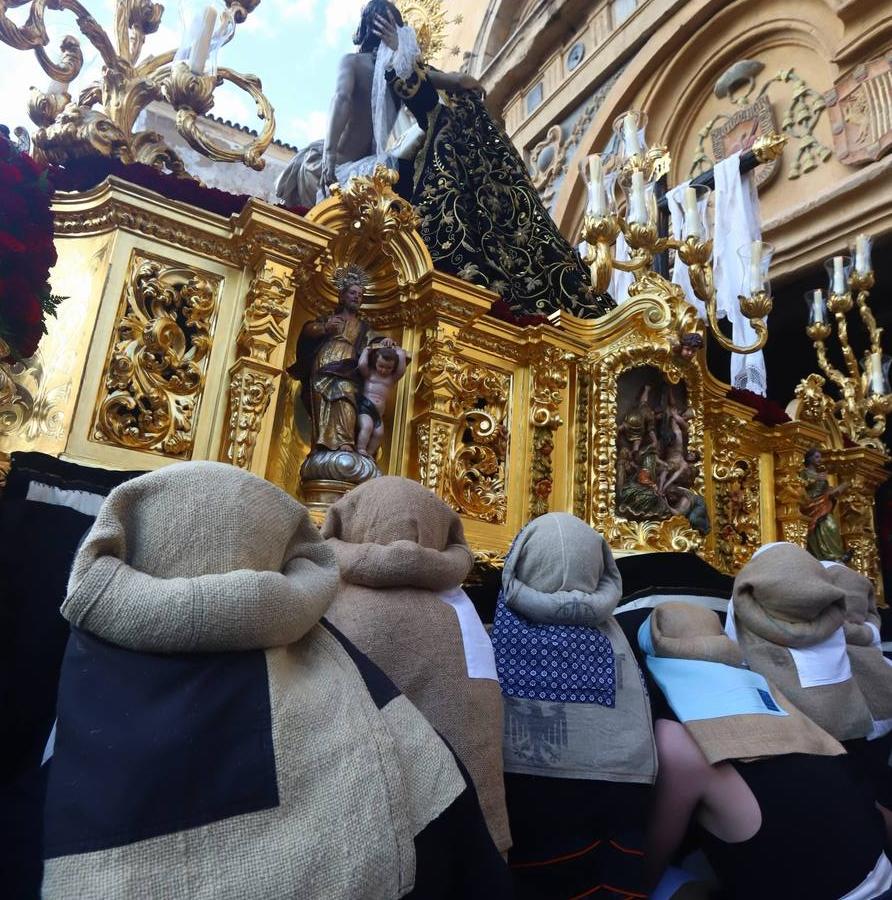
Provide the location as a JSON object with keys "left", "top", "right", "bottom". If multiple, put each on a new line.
{"left": 284, "top": 109, "right": 328, "bottom": 146}
{"left": 210, "top": 86, "right": 256, "bottom": 126}
{"left": 324, "top": 0, "right": 365, "bottom": 47}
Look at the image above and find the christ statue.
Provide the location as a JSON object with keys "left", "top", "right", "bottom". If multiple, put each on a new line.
{"left": 277, "top": 1, "right": 614, "bottom": 320}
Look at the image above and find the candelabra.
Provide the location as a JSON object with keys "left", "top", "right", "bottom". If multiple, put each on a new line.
{"left": 0, "top": 0, "right": 274, "bottom": 174}
{"left": 800, "top": 238, "right": 891, "bottom": 452}
{"left": 580, "top": 111, "right": 785, "bottom": 355}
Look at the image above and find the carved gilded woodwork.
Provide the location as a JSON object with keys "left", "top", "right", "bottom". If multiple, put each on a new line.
{"left": 0, "top": 350, "right": 70, "bottom": 443}
{"left": 708, "top": 404, "right": 762, "bottom": 571}
{"left": 529, "top": 347, "right": 571, "bottom": 519}
{"left": 91, "top": 252, "right": 221, "bottom": 457}
{"left": 14, "top": 166, "right": 886, "bottom": 602}
{"left": 225, "top": 367, "right": 275, "bottom": 470}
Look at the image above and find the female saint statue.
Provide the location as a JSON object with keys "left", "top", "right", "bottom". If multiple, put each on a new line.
{"left": 799, "top": 447, "right": 849, "bottom": 562}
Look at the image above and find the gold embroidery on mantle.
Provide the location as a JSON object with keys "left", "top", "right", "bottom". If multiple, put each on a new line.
{"left": 92, "top": 252, "right": 221, "bottom": 457}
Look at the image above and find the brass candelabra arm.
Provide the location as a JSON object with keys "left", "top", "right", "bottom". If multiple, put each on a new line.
{"left": 831, "top": 303, "right": 862, "bottom": 386}
{"left": 172, "top": 66, "right": 276, "bottom": 170}
{"left": 850, "top": 271, "right": 881, "bottom": 354}
{"left": 1, "top": 0, "right": 272, "bottom": 174}
{"left": 700, "top": 290, "right": 771, "bottom": 355}
{"left": 810, "top": 336, "right": 849, "bottom": 391}
{"left": 580, "top": 214, "right": 622, "bottom": 294}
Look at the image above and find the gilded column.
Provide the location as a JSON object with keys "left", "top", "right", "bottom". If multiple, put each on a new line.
{"left": 528, "top": 346, "right": 572, "bottom": 519}
{"left": 223, "top": 256, "right": 295, "bottom": 473}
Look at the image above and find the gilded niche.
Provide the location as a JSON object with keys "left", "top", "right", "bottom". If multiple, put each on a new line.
{"left": 92, "top": 253, "right": 221, "bottom": 457}
{"left": 615, "top": 366, "right": 708, "bottom": 534}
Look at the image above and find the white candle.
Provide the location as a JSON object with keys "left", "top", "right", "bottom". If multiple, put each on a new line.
{"left": 623, "top": 113, "right": 640, "bottom": 156}
{"left": 749, "top": 241, "right": 763, "bottom": 294}
{"left": 855, "top": 234, "right": 871, "bottom": 275}
{"left": 869, "top": 351, "right": 886, "bottom": 396}
{"left": 811, "top": 289, "right": 825, "bottom": 324}
{"left": 586, "top": 154, "right": 606, "bottom": 217}
{"left": 629, "top": 170, "right": 647, "bottom": 225}
{"left": 683, "top": 186, "right": 701, "bottom": 239}
{"left": 832, "top": 255, "right": 846, "bottom": 296}
{"left": 188, "top": 7, "right": 217, "bottom": 74}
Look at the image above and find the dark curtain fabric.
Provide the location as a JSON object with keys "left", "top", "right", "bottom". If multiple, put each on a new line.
{"left": 5, "top": 451, "right": 144, "bottom": 500}
{"left": 0, "top": 499, "right": 94, "bottom": 899}
{"left": 410, "top": 93, "right": 614, "bottom": 320}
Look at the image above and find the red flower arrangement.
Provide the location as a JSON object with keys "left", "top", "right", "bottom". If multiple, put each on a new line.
{"left": 0, "top": 130, "right": 63, "bottom": 360}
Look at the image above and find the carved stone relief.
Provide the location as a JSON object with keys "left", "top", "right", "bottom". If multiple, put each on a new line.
{"left": 824, "top": 54, "right": 892, "bottom": 166}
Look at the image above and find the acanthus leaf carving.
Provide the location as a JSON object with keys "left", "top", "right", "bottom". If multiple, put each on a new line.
{"left": 92, "top": 253, "right": 220, "bottom": 457}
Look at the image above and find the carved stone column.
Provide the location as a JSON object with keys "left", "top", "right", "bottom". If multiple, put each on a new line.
{"left": 223, "top": 256, "right": 294, "bottom": 473}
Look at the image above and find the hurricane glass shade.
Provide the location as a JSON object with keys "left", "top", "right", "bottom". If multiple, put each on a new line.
{"left": 824, "top": 255, "right": 854, "bottom": 298}
{"left": 737, "top": 241, "right": 774, "bottom": 297}
{"left": 805, "top": 289, "right": 827, "bottom": 326}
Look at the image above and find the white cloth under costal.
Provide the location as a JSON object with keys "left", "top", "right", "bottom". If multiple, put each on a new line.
{"left": 712, "top": 152, "right": 767, "bottom": 396}
{"left": 439, "top": 587, "right": 498, "bottom": 680}
{"left": 726, "top": 596, "right": 852, "bottom": 687}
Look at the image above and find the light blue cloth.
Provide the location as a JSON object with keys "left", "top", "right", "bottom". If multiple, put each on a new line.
{"left": 638, "top": 616, "right": 788, "bottom": 723}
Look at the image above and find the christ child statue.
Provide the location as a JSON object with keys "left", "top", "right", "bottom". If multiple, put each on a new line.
{"left": 356, "top": 344, "right": 410, "bottom": 457}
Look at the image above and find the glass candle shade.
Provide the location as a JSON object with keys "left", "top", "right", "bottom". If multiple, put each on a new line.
{"left": 864, "top": 351, "right": 891, "bottom": 398}
{"left": 612, "top": 109, "right": 648, "bottom": 166}
{"left": 824, "top": 255, "right": 853, "bottom": 298}
{"left": 805, "top": 289, "right": 827, "bottom": 326}
{"left": 737, "top": 241, "right": 774, "bottom": 296}
{"left": 680, "top": 183, "right": 712, "bottom": 241}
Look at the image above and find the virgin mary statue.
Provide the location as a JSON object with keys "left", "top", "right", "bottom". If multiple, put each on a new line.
{"left": 276, "top": 1, "right": 613, "bottom": 321}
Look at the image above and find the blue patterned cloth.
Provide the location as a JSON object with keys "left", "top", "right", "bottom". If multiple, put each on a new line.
{"left": 491, "top": 592, "right": 616, "bottom": 707}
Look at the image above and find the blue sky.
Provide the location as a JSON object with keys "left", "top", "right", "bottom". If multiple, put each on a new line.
{"left": 0, "top": 0, "right": 365, "bottom": 150}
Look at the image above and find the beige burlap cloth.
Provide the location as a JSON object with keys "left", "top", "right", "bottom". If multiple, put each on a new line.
{"left": 323, "top": 475, "right": 511, "bottom": 853}
{"left": 732, "top": 543, "right": 873, "bottom": 741}
{"left": 824, "top": 563, "right": 892, "bottom": 725}
{"left": 649, "top": 601, "right": 844, "bottom": 764}
{"left": 49, "top": 462, "right": 465, "bottom": 899}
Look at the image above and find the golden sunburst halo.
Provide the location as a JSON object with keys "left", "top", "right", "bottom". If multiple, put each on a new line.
{"left": 396, "top": 0, "right": 462, "bottom": 61}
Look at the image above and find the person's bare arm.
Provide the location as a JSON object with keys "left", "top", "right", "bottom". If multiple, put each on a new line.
{"left": 321, "top": 55, "right": 356, "bottom": 191}
{"left": 357, "top": 346, "right": 371, "bottom": 378}
{"left": 427, "top": 70, "right": 484, "bottom": 95}
{"left": 395, "top": 347, "right": 410, "bottom": 378}
{"left": 645, "top": 719, "right": 709, "bottom": 891}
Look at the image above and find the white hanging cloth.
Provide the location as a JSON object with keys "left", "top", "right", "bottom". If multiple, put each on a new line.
{"left": 610, "top": 232, "right": 635, "bottom": 305}
{"left": 713, "top": 152, "right": 767, "bottom": 396}
{"left": 666, "top": 180, "right": 706, "bottom": 320}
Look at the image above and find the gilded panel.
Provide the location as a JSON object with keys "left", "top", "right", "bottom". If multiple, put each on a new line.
{"left": 90, "top": 250, "right": 223, "bottom": 459}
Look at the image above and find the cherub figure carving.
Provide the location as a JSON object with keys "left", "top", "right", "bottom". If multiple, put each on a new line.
{"left": 356, "top": 344, "right": 410, "bottom": 457}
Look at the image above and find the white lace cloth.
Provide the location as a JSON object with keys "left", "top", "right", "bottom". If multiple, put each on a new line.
{"left": 666, "top": 180, "right": 706, "bottom": 320}
{"left": 713, "top": 152, "right": 767, "bottom": 396}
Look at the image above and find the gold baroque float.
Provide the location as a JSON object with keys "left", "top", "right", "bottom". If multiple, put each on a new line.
{"left": 1, "top": 166, "right": 885, "bottom": 600}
